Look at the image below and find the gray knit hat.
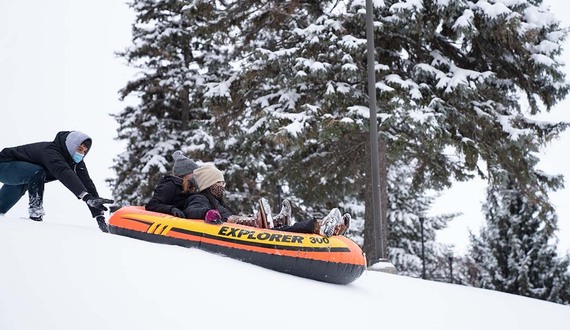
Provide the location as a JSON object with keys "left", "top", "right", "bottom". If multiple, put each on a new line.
{"left": 193, "top": 165, "right": 224, "bottom": 191}
{"left": 172, "top": 150, "right": 199, "bottom": 177}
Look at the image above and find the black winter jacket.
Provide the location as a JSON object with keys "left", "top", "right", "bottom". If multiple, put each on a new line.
{"left": 183, "top": 192, "right": 315, "bottom": 234}
{"left": 145, "top": 175, "right": 192, "bottom": 215}
{"left": 183, "top": 190, "right": 316, "bottom": 234}
{"left": 183, "top": 191, "right": 233, "bottom": 221}
{"left": 0, "top": 131, "right": 101, "bottom": 217}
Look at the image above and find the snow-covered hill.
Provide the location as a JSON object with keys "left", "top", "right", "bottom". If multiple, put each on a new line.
{"left": 0, "top": 216, "right": 568, "bottom": 330}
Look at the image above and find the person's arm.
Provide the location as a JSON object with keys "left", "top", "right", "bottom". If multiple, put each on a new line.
{"left": 145, "top": 181, "right": 180, "bottom": 215}
{"left": 42, "top": 146, "right": 113, "bottom": 231}
{"left": 41, "top": 146, "right": 88, "bottom": 197}
{"left": 218, "top": 205, "right": 233, "bottom": 222}
{"left": 75, "top": 161, "right": 105, "bottom": 217}
{"left": 75, "top": 161, "right": 98, "bottom": 196}
{"left": 183, "top": 194, "right": 211, "bottom": 219}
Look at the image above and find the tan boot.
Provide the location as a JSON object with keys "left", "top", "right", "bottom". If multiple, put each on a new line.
{"left": 258, "top": 198, "right": 273, "bottom": 229}
{"left": 334, "top": 213, "right": 351, "bottom": 236}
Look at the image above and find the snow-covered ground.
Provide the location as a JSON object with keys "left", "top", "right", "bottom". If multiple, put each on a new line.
{"left": 0, "top": 215, "right": 568, "bottom": 330}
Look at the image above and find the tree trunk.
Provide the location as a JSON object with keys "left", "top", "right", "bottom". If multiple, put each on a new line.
{"left": 180, "top": 87, "right": 189, "bottom": 130}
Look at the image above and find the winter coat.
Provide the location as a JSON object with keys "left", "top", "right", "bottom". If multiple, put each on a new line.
{"left": 0, "top": 131, "right": 101, "bottom": 217}
{"left": 145, "top": 175, "right": 193, "bottom": 215}
{"left": 182, "top": 190, "right": 317, "bottom": 234}
{"left": 183, "top": 191, "right": 233, "bottom": 221}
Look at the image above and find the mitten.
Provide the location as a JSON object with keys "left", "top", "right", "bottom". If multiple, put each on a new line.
{"left": 171, "top": 207, "right": 185, "bottom": 218}
{"left": 83, "top": 194, "right": 115, "bottom": 212}
{"left": 95, "top": 215, "right": 109, "bottom": 233}
{"left": 204, "top": 209, "right": 222, "bottom": 224}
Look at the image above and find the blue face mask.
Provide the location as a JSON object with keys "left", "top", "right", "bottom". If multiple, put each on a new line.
{"left": 72, "top": 152, "right": 85, "bottom": 163}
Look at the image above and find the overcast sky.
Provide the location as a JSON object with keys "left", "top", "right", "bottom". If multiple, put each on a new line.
{"left": 0, "top": 0, "right": 134, "bottom": 229}
{"left": 0, "top": 0, "right": 569, "bottom": 255}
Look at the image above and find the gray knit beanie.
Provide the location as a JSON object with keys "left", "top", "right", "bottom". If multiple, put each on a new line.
{"left": 193, "top": 165, "right": 224, "bottom": 191}
{"left": 172, "top": 150, "right": 199, "bottom": 177}
{"left": 65, "top": 131, "right": 91, "bottom": 158}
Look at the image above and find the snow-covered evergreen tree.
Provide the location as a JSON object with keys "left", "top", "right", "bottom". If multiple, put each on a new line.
{"left": 213, "top": 0, "right": 569, "bottom": 260}
{"left": 111, "top": 0, "right": 232, "bottom": 205}
{"left": 111, "top": 0, "right": 570, "bottom": 271}
{"left": 386, "top": 160, "right": 456, "bottom": 279}
{"left": 466, "top": 170, "right": 570, "bottom": 304}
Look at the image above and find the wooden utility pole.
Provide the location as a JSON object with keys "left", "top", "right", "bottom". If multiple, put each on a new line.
{"left": 365, "top": 0, "right": 385, "bottom": 261}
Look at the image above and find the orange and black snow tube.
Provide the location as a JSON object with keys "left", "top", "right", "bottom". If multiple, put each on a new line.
{"left": 108, "top": 206, "right": 366, "bottom": 284}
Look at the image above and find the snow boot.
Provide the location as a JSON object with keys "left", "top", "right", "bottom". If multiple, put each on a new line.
{"left": 227, "top": 214, "right": 262, "bottom": 228}
{"left": 29, "top": 205, "right": 45, "bottom": 222}
{"left": 317, "top": 208, "right": 342, "bottom": 238}
{"left": 258, "top": 198, "right": 274, "bottom": 229}
{"left": 334, "top": 213, "right": 351, "bottom": 236}
{"left": 273, "top": 199, "right": 292, "bottom": 228}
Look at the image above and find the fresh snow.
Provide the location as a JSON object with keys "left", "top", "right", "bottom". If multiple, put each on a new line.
{"left": 0, "top": 215, "right": 568, "bottom": 330}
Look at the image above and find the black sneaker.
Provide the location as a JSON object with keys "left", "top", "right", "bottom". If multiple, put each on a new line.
{"left": 30, "top": 216, "right": 43, "bottom": 222}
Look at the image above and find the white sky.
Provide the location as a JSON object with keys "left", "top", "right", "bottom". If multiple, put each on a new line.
{"left": 0, "top": 217, "right": 568, "bottom": 330}
{"left": 0, "top": 0, "right": 569, "bottom": 256}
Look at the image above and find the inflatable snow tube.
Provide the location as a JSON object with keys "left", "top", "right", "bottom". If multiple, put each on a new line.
{"left": 108, "top": 206, "right": 366, "bottom": 284}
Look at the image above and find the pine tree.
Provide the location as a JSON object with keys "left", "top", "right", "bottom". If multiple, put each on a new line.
{"left": 110, "top": 0, "right": 570, "bottom": 270}
{"left": 386, "top": 160, "right": 455, "bottom": 279}
{"left": 466, "top": 171, "right": 570, "bottom": 304}
{"left": 214, "top": 0, "right": 569, "bottom": 261}
{"left": 111, "top": 0, "right": 231, "bottom": 205}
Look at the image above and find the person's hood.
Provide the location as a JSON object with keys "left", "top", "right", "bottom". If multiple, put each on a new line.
{"left": 65, "top": 131, "right": 91, "bottom": 158}
{"left": 53, "top": 131, "right": 92, "bottom": 159}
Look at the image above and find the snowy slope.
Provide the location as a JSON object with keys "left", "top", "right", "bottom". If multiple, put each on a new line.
{"left": 0, "top": 216, "right": 568, "bottom": 330}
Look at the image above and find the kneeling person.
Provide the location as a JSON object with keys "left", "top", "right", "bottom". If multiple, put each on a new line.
{"left": 0, "top": 131, "right": 114, "bottom": 232}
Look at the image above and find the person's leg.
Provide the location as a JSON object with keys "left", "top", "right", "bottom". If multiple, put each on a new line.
{"left": 27, "top": 168, "right": 46, "bottom": 219}
{"left": 227, "top": 214, "right": 261, "bottom": 228}
{"left": 275, "top": 219, "right": 317, "bottom": 234}
{"left": 0, "top": 161, "right": 46, "bottom": 218}
{"left": 257, "top": 198, "right": 273, "bottom": 229}
{"left": 0, "top": 184, "right": 27, "bottom": 214}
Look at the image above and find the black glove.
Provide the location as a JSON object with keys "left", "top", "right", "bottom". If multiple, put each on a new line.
{"left": 171, "top": 207, "right": 185, "bottom": 218}
{"left": 83, "top": 194, "right": 115, "bottom": 212}
{"left": 95, "top": 215, "right": 109, "bottom": 233}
